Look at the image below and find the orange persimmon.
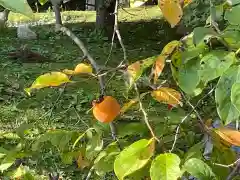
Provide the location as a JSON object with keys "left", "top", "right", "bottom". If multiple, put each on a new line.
{"left": 92, "top": 96, "right": 121, "bottom": 123}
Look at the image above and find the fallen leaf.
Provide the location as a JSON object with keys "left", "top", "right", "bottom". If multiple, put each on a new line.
{"left": 151, "top": 87, "right": 182, "bottom": 106}
{"left": 159, "top": 0, "right": 183, "bottom": 28}
{"left": 25, "top": 72, "right": 71, "bottom": 95}
{"left": 214, "top": 127, "right": 240, "bottom": 146}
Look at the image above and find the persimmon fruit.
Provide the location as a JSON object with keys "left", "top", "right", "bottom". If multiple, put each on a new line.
{"left": 92, "top": 96, "right": 121, "bottom": 123}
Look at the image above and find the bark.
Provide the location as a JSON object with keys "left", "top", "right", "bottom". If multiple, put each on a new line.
{"left": 0, "top": 9, "right": 10, "bottom": 30}
{"left": 96, "top": 0, "right": 116, "bottom": 36}
{"left": 52, "top": 3, "right": 62, "bottom": 31}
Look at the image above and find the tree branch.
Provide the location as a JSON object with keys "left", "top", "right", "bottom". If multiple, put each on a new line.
{"left": 59, "top": 26, "right": 105, "bottom": 95}
{"left": 170, "top": 87, "right": 215, "bottom": 152}
{"left": 134, "top": 84, "right": 160, "bottom": 142}
{"left": 59, "top": 25, "right": 120, "bottom": 147}
{"left": 106, "top": 0, "right": 127, "bottom": 66}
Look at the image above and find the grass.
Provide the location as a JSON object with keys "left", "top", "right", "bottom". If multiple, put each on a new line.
{"left": 7, "top": 6, "right": 162, "bottom": 25}
{"left": 0, "top": 6, "right": 185, "bottom": 179}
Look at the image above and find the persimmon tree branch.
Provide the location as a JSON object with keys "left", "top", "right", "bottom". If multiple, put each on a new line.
{"left": 214, "top": 158, "right": 240, "bottom": 168}
{"left": 226, "top": 160, "right": 240, "bottom": 180}
{"left": 134, "top": 84, "right": 160, "bottom": 142}
{"left": 170, "top": 87, "right": 215, "bottom": 152}
{"left": 59, "top": 26, "right": 105, "bottom": 95}
{"left": 106, "top": 0, "right": 127, "bottom": 65}
{"left": 59, "top": 26, "right": 120, "bottom": 144}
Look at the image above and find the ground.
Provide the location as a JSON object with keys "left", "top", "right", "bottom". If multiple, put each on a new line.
{"left": 0, "top": 6, "right": 191, "bottom": 179}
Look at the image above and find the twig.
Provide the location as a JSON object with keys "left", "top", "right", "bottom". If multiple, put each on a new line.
{"left": 73, "top": 107, "right": 89, "bottom": 128}
{"left": 106, "top": 0, "right": 127, "bottom": 66}
{"left": 214, "top": 158, "right": 240, "bottom": 168}
{"left": 59, "top": 25, "right": 120, "bottom": 148}
{"left": 170, "top": 87, "right": 215, "bottom": 152}
{"left": 134, "top": 83, "right": 160, "bottom": 142}
{"left": 59, "top": 26, "right": 105, "bottom": 95}
{"left": 226, "top": 160, "right": 240, "bottom": 180}
{"left": 85, "top": 166, "right": 94, "bottom": 180}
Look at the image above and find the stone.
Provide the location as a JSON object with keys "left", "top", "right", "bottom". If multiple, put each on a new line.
{"left": 17, "top": 24, "right": 37, "bottom": 40}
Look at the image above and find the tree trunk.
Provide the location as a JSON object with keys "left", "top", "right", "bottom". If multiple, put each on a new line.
{"left": 52, "top": 2, "right": 62, "bottom": 31}
{"left": 0, "top": 9, "right": 10, "bottom": 30}
{"left": 96, "top": 0, "right": 116, "bottom": 36}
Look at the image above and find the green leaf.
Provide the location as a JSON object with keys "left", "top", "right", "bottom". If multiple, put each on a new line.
{"left": 0, "top": 156, "right": 15, "bottom": 172}
{"left": 25, "top": 72, "right": 72, "bottom": 96}
{"left": 38, "top": 0, "right": 48, "bottom": 5}
{"left": 178, "top": 59, "right": 201, "bottom": 95}
{"left": 117, "top": 123, "right": 148, "bottom": 138}
{"left": 184, "top": 142, "right": 204, "bottom": 162}
{"left": 32, "top": 130, "right": 74, "bottom": 151}
{"left": 16, "top": 123, "right": 33, "bottom": 139}
{"left": 10, "top": 165, "right": 26, "bottom": 179}
{"left": 114, "top": 138, "right": 155, "bottom": 180}
{"left": 94, "top": 142, "right": 120, "bottom": 176}
{"left": 150, "top": 153, "right": 181, "bottom": 180}
{"left": 200, "top": 51, "right": 236, "bottom": 83}
{"left": 61, "top": 152, "right": 75, "bottom": 165}
{"left": 0, "top": 0, "right": 33, "bottom": 17}
{"left": 86, "top": 131, "right": 103, "bottom": 160}
{"left": 0, "top": 147, "right": 8, "bottom": 159}
{"left": 221, "top": 29, "right": 240, "bottom": 50}
{"left": 231, "top": 82, "right": 240, "bottom": 113}
{"left": 228, "top": 0, "right": 240, "bottom": 5}
{"left": 225, "top": 5, "right": 240, "bottom": 25}
{"left": 193, "top": 27, "right": 217, "bottom": 46}
{"left": 215, "top": 66, "right": 240, "bottom": 125}
{"left": 183, "top": 158, "right": 217, "bottom": 180}
{"left": 180, "top": 33, "right": 207, "bottom": 63}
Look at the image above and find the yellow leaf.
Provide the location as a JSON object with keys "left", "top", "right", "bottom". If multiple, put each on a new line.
{"left": 153, "top": 55, "right": 166, "bottom": 84}
{"left": 25, "top": 72, "right": 71, "bottom": 95}
{"left": 151, "top": 87, "right": 182, "bottom": 106}
{"left": 161, "top": 40, "right": 180, "bottom": 57}
{"left": 62, "top": 69, "right": 76, "bottom": 75}
{"left": 120, "top": 98, "right": 138, "bottom": 114}
{"left": 63, "top": 63, "right": 93, "bottom": 75}
{"left": 183, "top": 0, "right": 192, "bottom": 7}
{"left": 74, "top": 63, "right": 93, "bottom": 74}
{"left": 159, "top": 0, "right": 183, "bottom": 28}
{"left": 127, "top": 61, "right": 141, "bottom": 80}
{"left": 127, "top": 57, "right": 156, "bottom": 89}
{"left": 214, "top": 128, "right": 240, "bottom": 146}
{"left": 77, "top": 153, "right": 90, "bottom": 169}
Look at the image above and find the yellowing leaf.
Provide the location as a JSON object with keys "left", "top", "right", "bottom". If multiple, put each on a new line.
{"left": 127, "top": 57, "right": 156, "bottom": 89}
{"left": 214, "top": 128, "right": 240, "bottom": 146}
{"left": 183, "top": 0, "right": 192, "bottom": 7}
{"left": 151, "top": 87, "right": 182, "bottom": 106}
{"left": 77, "top": 153, "right": 90, "bottom": 169}
{"left": 153, "top": 55, "right": 166, "bottom": 84}
{"left": 62, "top": 69, "right": 76, "bottom": 75}
{"left": 159, "top": 0, "right": 183, "bottom": 28}
{"left": 25, "top": 72, "right": 71, "bottom": 95}
{"left": 161, "top": 40, "right": 180, "bottom": 57}
{"left": 120, "top": 98, "right": 138, "bottom": 114}
{"left": 127, "top": 61, "right": 141, "bottom": 79}
{"left": 74, "top": 63, "right": 93, "bottom": 74}
{"left": 63, "top": 63, "right": 93, "bottom": 75}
